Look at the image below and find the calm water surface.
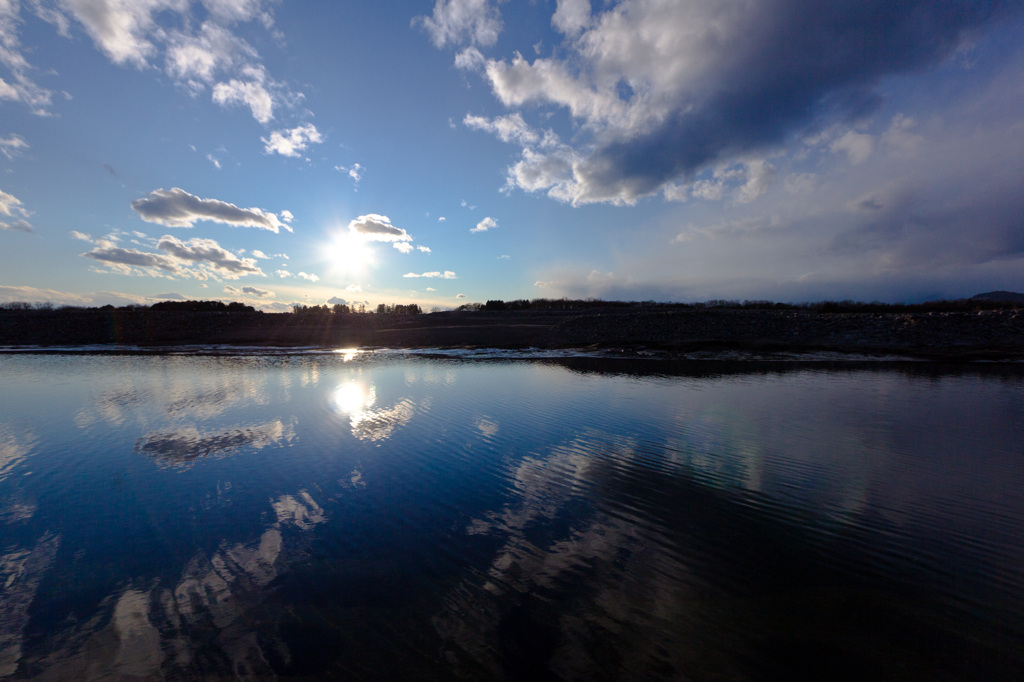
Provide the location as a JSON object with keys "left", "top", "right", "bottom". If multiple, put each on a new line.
{"left": 1, "top": 353, "right": 1023, "bottom": 680}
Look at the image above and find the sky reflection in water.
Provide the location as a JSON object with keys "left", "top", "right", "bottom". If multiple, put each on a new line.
{"left": 0, "top": 354, "right": 1023, "bottom": 680}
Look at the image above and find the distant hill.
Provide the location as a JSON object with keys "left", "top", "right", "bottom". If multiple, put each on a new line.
{"left": 970, "top": 291, "right": 1024, "bottom": 302}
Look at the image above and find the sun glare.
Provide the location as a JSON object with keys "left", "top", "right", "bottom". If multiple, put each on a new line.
{"left": 325, "top": 232, "right": 374, "bottom": 275}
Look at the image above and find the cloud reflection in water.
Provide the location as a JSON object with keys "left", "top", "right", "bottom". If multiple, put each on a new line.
{"left": 135, "top": 420, "right": 294, "bottom": 469}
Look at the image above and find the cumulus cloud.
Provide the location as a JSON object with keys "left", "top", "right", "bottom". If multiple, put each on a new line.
{"left": 417, "top": 245, "right": 431, "bottom": 253}
{"left": 416, "top": 0, "right": 502, "bottom": 49}
{"left": 464, "top": 113, "right": 542, "bottom": 146}
{"left": 82, "top": 242, "right": 182, "bottom": 274}
{"left": 447, "top": 0, "right": 1017, "bottom": 205}
{"left": 403, "top": 271, "right": 456, "bottom": 279}
{"left": 297, "top": 272, "right": 319, "bottom": 282}
{"left": 250, "top": 249, "right": 269, "bottom": 258}
{"left": 131, "top": 188, "right": 288, "bottom": 232}
{"left": 455, "top": 293, "right": 467, "bottom": 298}
{"left": 0, "top": 189, "right": 28, "bottom": 218}
{"left": 263, "top": 123, "right": 323, "bottom": 157}
{"left": 0, "top": 134, "right": 28, "bottom": 160}
{"left": 425, "top": 287, "right": 435, "bottom": 291}
{"left": 471, "top": 216, "right": 497, "bottom": 233}
{"left": 212, "top": 71, "right": 275, "bottom": 122}
{"left": 156, "top": 235, "right": 265, "bottom": 277}
{"left": 70, "top": 231, "right": 92, "bottom": 241}
{"left": 347, "top": 214, "right": 412, "bottom": 242}
{"left": 393, "top": 242, "right": 413, "bottom": 254}
{"left": 0, "top": 285, "right": 156, "bottom": 308}
{"left": 225, "top": 284, "right": 273, "bottom": 297}
{"left": 0, "top": 2, "right": 54, "bottom": 113}
{"left": 438, "top": 216, "right": 446, "bottom": 221}
{"left": 275, "top": 269, "right": 292, "bottom": 278}
{"left": 0, "top": 219, "right": 32, "bottom": 233}
{"left": 279, "top": 210, "right": 293, "bottom": 223}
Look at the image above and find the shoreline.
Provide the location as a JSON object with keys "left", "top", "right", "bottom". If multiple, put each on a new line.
{"left": 2, "top": 307, "right": 1023, "bottom": 361}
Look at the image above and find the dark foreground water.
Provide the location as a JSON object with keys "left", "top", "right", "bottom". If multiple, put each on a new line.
{"left": 1, "top": 352, "right": 1023, "bottom": 681}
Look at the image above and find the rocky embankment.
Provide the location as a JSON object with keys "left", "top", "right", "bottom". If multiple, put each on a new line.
{"left": 2, "top": 307, "right": 1022, "bottom": 359}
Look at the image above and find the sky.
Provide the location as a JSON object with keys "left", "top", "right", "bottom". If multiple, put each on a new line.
{"left": 1, "top": 0, "right": 1024, "bottom": 311}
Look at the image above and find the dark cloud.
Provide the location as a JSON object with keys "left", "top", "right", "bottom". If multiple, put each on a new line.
{"left": 475, "top": 0, "right": 1020, "bottom": 204}
{"left": 131, "top": 188, "right": 287, "bottom": 232}
{"left": 82, "top": 243, "right": 181, "bottom": 273}
{"left": 347, "top": 214, "right": 412, "bottom": 242}
{"left": 0, "top": 219, "right": 33, "bottom": 233}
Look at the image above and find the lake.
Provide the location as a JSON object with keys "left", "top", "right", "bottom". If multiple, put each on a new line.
{"left": 1, "top": 352, "right": 1023, "bottom": 680}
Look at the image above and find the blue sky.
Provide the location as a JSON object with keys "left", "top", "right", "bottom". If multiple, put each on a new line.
{"left": 2, "top": 0, "right": 1023, "bottom": 310}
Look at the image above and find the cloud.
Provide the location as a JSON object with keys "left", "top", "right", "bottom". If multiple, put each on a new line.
{"left": 497, "top": 254, "right": 509, "bottom": 259}
{"left": 0, "top": 2, "right": 54, "bottom": 113}
{"left": 0, "top": 285, "right": 156, "bottom": 308}
{"left": 393, "top": 242, "right": 413, "bottom": 254}
{"left": 225, "top": 284, "right": 273, "bottom": 297}
{"left": 417, "top": 245, "right": 431, "bottom": 253}
{"left": 425, "top": 287, "right": 435, "bottom": 291}
{"left": 0, "top": 134, "right": 28, "bottom": 160}
{"left": 275, "top": 270, "right": 291, "bottom": 278}
{"left": 70, "top": 231, "right": 93, "bottom": 241}
{"left": 206, "top": 153, "right": 221, "bottom": 169}
{"left": 438, "top": 216, "right": 446, "bottom": 221}
{"left": 297, "top": 272, "right": 319, "bottom": 282}
{"left": 464, "top": 113, "right": 541, "bottom": 146}
{"left": 415, "top": 0, "right": 502, "bottom": 49}
{"left": 345, "top": 284, "right": 362, "bottom": 292}
{"left": 211, "top": 69, "right": 275, "bottom": 123}
{"left": 0, "top": 189, "right": 28, "bottom": 218}
{"left": 279, "top": 210, "right": 293, "bottom": 223}
{"left": 0, "top": 219, "right": 32, "bottom": 233}
{"left": 336, "top": 163, "right": 362, "bottom": 184}
{"left": 250, "top": 249, "right": 269, "bottom": 258}
{"left": 449, "top": 0, "right": 1017, "bottom": 205}
{"left": 262, "top": 123, "right": 323, "bottom": 157}
{"left": 156, "top": 235, "right": 266, "bottom": 278}
{"left": 347, "top": 214, "right": 412, "bottom": 242}
{"left": 131, "top": 188, "right": 288, "bottom": 231}
{"left": 153, "top": 292, "right": 186, "bottom": 299}
{"left": 471, "top": 216, "right": 497, "bottom": 233}
{"left": 403, "top": 271, "right": 456, "bottom": 279}
{"left": 327, "top": 296, "right": 349, "bottom": 305}
{"left": 82, "top": 242, "right": 182, "bottom": 274}
{"left": 831, "top": 130, "right": 875, "bottom": 165}
{"left": 456, "top": 293, "right": 467, "bottom": 298}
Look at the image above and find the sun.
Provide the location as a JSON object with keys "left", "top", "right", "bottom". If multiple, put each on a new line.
{"left": 325, "top": 232, "right": 374, "bottom": 275}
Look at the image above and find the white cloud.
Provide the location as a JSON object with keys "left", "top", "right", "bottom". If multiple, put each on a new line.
{"left": 416, "top": 245, "right": 431, "bottom": 253}
{"left": 454, "top": 45, "right": 485, "bottom": 71}
{"left": 393, "top": 242, "right": 413, "bottom": 254}
{"left": 297, "top": 272, "right": 319, "bottom": 282}
{"left": 403, "top": 271, "right": 456, "bottom": 279}
{"left": 830, "top": 130, "right": 875, "bottom": 165}
{"left": 735, "top": 160, "right": 777, "bottom": 203}
{"left": 263, "top": 123, "right": 323, "bottom": 157}
{"left": 275, "top": 269, "right": 291, "bottom": 278}
{"left": 279, "top": 210, "right": 293, "bottom": 223}
{"left": 225, "top": 284, "right": 273, "bottom": 297}
{"left": 131, "top": 187, "right": 288, "bottom": 232}
{"left": 55, "top": 0, "right": 185, "bottom": 68}
{"left": 0, "top": 219, "right": 32, "bottom": 233}
{"left": 552, "top": 0, "right": 591, "bottom": 36}
{"left": 416, "top": 0, "right": 502, "bottom": 49}
{"left": 0, "top": 189, "right": 28, "bottom": 218}
{"left": 251, "top": 249, "right": 269, "bottom": 258}
{"left": 336, "top": 163, "right": 362, "bottom": 184}
{"left": 212, "top": 70, "right": 275, "bottom": 123}
{"left": 202, "top": 0, "right": 273, "bottom": 24}
{"left": 456, "top": 293, "right": 467, "bottom": 298}
{"left": 206, "top": 153, "right": 221, "bottom": 168}
{"left": 471, "top": 216, "right": 497, "bottom": 233}
{"left": 0, "top": 134, "right": 28, "bottom": 160}
{"left": 347, "top": 214, "right": 412, "bottom": 242}
{"left": 274, "top": 252, "right": 288, "bottom": 259}
{"left": 345, "top": 284, "right": 362, "bottom": 292}
{"left": 0, "top": 2, "right": 54, "bottom": 113}
{"left": 70, "top": 231, "right": 92, "bottom": 241}
{"left": 155, "top": 235, "right": 265, "bottom": 278}
{"left": 425, "top": 287, "right": 435, "bottom": 291}
{"left": 497, "top": 254, "right": 509, "bottom": 259}
{"left": 438, "top": 216, "right": 446, "bottom": 221}
{"left": 0, "top": 285, "right": 155, "bottom": 308}
{"left": 464, "top": 113, "right": 541, "bottom": 146}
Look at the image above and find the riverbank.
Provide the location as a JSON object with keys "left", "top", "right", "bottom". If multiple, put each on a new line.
{"left": 2, "top": 307, "right": 1022, "bottom": 359}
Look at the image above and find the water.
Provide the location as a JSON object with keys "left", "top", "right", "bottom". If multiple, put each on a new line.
{"left": 1, "top": 352, "right": 1023, "bottom": 680}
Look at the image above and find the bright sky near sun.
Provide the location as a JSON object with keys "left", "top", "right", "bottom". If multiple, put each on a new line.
{"left": 2, "top": 0, "right": 1024, "bottom": 310}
